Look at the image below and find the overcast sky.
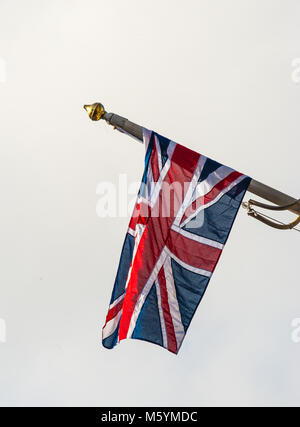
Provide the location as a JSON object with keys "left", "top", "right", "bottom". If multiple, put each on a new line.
{"left": 0, "top": 0, "right": 300, "bottom": 406}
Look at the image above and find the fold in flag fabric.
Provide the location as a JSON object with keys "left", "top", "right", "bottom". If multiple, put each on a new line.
{"left": 102, "top": 129, "right": 251, "bottom": 354}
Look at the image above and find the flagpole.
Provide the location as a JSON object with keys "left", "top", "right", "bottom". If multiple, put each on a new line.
{"left": 84, "top": 103, "right": 300, "bottom": 216}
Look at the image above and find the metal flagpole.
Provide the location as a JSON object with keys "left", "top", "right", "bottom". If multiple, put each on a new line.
{"left": 84, "top": 102, "right": 300, "bottom": 220}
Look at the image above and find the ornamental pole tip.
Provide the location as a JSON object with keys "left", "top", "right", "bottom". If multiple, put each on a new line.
{"left": 83, "top": 102, "right": 106, "bottom": 121}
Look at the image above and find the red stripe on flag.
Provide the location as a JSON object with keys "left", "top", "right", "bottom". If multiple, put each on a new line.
{"left": 104, "top": 298, "right": 124, "bottom": 326}
{"left": 171, "top": 143, "right": 200, "bottom": 173}
{"left": 151, "top": 142, "right": 160, "bottom": 182}
{"left": 167, "top": 229, "right": 222, "bottom": 273}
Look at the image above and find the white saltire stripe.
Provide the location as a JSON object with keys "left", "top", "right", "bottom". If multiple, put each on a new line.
{"left": 173, "top": 155, "right": 207, "bottom": 227}
{"left": 171, "top": 224, "right": 224, "bottom": 250}
{"left": 154, "top": 134, "right": 163, "bottom": 173}
{"left": 164, "top": 246, "right": 212, "bottom": 278}
{"left": 149, "top": 141, "right": 176, "bottom": 208}
{"left": 138, "top": 141, "right": 175, "bottom": 207}
{"left": 191, "top": 165, "right": 234, "bottom": 204}
{"left": 128, "top": 227, "right": 135, "bottom": 237}
{"left": 126, "top": 249, "right": 168, "bottom": 339}
{"left": 103, "top": 309, "right": 122, "bottom": 340}
{"left": 137, "top": 196, "right": 151, "bottom": 207}
{"left": 163, "top": 256, "right": 185, "bottom": 349}
{"left": 155, "top": 279, "right": 168, "bottom": 349}
{"left": 109, "top": 292, "right": 125, "bottom": 310}
{"left": 146, "top": 167, "right": 155, "bottom": 200}
{"left": 180, "top": 175, "right": 246, "bottom": 228}
{"left": 177, "top": 165, "right": 234, "bottom": 226}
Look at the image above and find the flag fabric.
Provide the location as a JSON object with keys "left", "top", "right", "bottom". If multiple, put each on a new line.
{"left": 102, "top": 129, "right": 251, "bottom": 354}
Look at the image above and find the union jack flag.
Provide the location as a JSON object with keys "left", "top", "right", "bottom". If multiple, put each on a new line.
{"left": 102, "top": 129, "right": 250, "bottom": 354}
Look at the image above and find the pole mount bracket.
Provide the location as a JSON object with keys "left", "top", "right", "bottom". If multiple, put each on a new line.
{"left": 242, "top": 199, "right": 300, "bottom": 230}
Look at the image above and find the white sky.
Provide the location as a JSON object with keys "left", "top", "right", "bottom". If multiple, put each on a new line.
{"left": 0, "top": 0, "right": 300, "bottom": 406}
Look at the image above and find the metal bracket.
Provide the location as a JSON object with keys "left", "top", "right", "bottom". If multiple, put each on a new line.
{"left": 242, "top": 199, "right": 300, "bottom": 230}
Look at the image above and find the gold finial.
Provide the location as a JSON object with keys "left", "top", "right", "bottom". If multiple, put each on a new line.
{"left": 83, "top": 102, "right": 106, "bottom": 121}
